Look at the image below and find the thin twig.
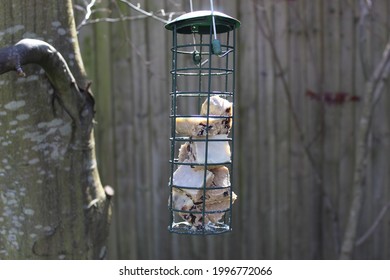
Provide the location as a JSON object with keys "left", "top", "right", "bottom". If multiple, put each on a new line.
{"left": 75, "top": 0, "right": 185, "bottom": 30}
{"left": 254, "top": 0, "right": 344, "bottom": 255}
{"left": 290, "top": 2, "right": 324, "bottom": 92}
{"left": 77, "top": 0, "right": 97, "bottom": 30}
{"left": 340, "top": 40, "right": 390, "bottom": 259}
{"left": 356, "top": 202, "right": 390, "bottom": 246}
{"left": 253, "top": 0, "right": 322, "bottom": 184}
{"left": 79, "top": 15, "right": 156, "bottom": 26}
{"left": 118, "top": 0, "right": 169, "bottom": 24}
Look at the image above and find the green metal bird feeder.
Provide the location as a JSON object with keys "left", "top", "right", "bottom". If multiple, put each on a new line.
{"left": 166, "top": 9, "right": 240, "bottom": 235}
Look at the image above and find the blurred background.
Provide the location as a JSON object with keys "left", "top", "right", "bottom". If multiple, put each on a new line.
{"left": 75, "top": 0, "right": 390, "bottom": 259}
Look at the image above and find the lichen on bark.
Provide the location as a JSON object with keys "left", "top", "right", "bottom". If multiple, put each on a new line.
{"left": 0, "top": 1, "right": 111, "bottom": 260}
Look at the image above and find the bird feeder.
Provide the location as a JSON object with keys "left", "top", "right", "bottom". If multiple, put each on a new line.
{"left": 166, "top": 10, "right": 240, "bottom": 235}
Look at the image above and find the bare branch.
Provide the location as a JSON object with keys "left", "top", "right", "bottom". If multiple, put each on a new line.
{"left": 339, "top": 40, "right": 390, "bottom": 259}
{"left": 0, "top": 39, "right": 88, "bottom": 125}
{"left": 117, "top": 0, "right": 169, "bottom": 24}
{"left": 75, "top": 0, "right": 185, "bottom": 31}
{"left": 356, "top": 202, "right": 390, "bottom": 246}
{"left": 79, "top": 14, "right": 166, "bottom": 27}
{"left": 253, "top": 0, "right": 322, "bottom": 184}
{"left": 253, "top": 0, "right": 344, "bottom": 254}
{"left": 76, "top": 0, "right": 98, "bottom": 30}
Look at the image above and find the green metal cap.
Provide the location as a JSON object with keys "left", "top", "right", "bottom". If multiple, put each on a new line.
{"left": 165, "top": 10, "right": 240, "bottom": 34}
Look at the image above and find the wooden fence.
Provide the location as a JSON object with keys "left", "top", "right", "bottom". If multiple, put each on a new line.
{"left": 78, "top": 0, "right": 390, "bottom": 259}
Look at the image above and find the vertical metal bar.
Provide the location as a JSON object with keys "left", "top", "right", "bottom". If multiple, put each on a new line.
{"left": 199, "top": 22, "right": 214, "bottom": 234}
{"left": 225, "top": 31, "right": 230, "bottom": 93}
{"left": 228, "top": 27, "right": 237, "bottom": 231}
{"left": 198, "top": 34, "right": 203, "bottom": 108}
{"left": 169, "top": 25, "right": 178, "bottom": 231}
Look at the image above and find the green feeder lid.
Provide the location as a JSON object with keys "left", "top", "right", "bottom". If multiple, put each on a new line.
{"left": 165, "top": 10, "right": 240, "bottom": 34}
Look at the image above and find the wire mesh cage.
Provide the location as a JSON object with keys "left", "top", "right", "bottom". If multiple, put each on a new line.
{"left": 166, "top": 11, "right": 240, "bottom": 235}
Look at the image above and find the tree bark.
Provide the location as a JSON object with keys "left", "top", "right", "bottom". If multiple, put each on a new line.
{"left": 0, "top": 0, "right": 110, "bottom": 259}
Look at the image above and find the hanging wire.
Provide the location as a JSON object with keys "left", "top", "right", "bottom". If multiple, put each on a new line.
{"left": 210, "top": 0, "right": 218, "bottom": 40}
{"left": 210, "top": 0, "right": 222, "bottom": 55}
{"left": 190, "top": 0, "right": 200, "bottom": 63}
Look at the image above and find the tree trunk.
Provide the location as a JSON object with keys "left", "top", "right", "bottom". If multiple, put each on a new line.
{"left": 0, "top": 0, "right": 111, "bottom": 259}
